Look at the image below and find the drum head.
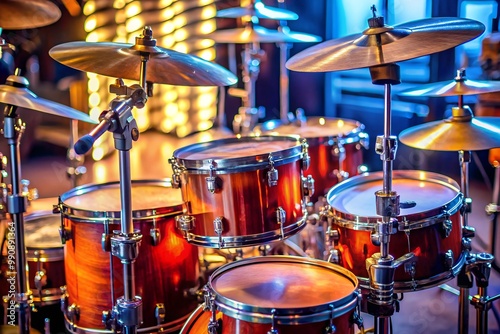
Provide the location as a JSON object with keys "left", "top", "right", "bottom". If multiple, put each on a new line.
{"left": 208, "top": 256, "right": 358, "bottom": 324}
{"left": 60, "top": 180, "right": 183, "bottom": 220}
{"left": 24, "top": 212, "right": 61, "bottom": 250}
{"left": 172, "top": 136, "right": 304, "bottom": 172}
{"left": 327, "top": 170, "right": 462, "bottom": 223}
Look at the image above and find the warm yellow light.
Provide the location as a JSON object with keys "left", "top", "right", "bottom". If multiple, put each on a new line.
{"left": 86, "top": 32, "right": 99, "bottom": 42}
{"left": 173, "top": 43, "right": 188, "bottom": 53}
{"left": 161, "top": 35, "right": 175, "bottom": 48}
{"left": 176, "top": 125, "right": 190, "bottom": 138}
{"left": 173, "top": 16, "right": 187, "bottom": 29}
{"left": 90, "top": 107, "right": 101, "bottom": 120}
{"left": 164, "top": 90, "right": 178, "bottom": 102}
{"left": 165, "top": 104, "right": 178, "bottom": 117}
{"left": 197, "top": 93, "right": 216, "bottom": 108}
{"left": 161, "top": 119, "right": 175, "bottom": 132}
{"left": 201, "top": 6, "right": 216, "bottom": 19}
{"left": 172, "top": 2, "right": 184, "bottom": 14}
{"left": 93, "top": 163, "right": 108, "bottom": 183}
{"left": 83, "top": 1, "right": 96, "bottom": 16}
{"left": 160, "top": 0, "right": 174, "bottom": 8}
{"left": 84, "top": 17, "right": 97, "bottom": 32}
{"left": 125, "top": 2, "right": 141, "bottom": 17}
{"left": 161, "top": 21, "right": 175, "bottom": 34}
{"left": 89, "top": 92, "right": 101, "bottom": 107}
{"left": 200, "top": 21, "right": 215, "bottom": 34}
{"left": 198, "top": 108, "right": 214, "bottom": 120}
{"left": 92, "top": 146, "right": 105, "bottom": 161}
{"left": 115, "top": 10, "right": 127, "bottom": 24}
{"left": 199, "top": 38, "right": 215, "bottom": 48}
{"left": 113, "top": 0, "right": 126, "bottom": 9}
{"left": 126, "top": 17, "right": 144, "bottom": 33}
{"left": 175, "top": 111, "right": 188, "bottom": 125}
{"left": 197, "top": 120, "right": 213, "bottom": 131}
{"left": 177, "top": 86, "right": 189, "bottom": 97}
{"left": 178, "top": 98, "right": 191, "bottom": 111}
{"left": 174, "top": 28, "right": 187, "bottom": 41}
{"left": 161, "top": 8, "right": 175, "bottom": 20}
{"left": 198, "top": 0, "right": 213, "bottom": 6}
{"left": 88, "top": 77, "right": 100, "bottom": 91}
{"left": 116, "top": 25, "right": 127, "bottom": 38}
{"left": 198, "top": 48, "right": 215, "bottom": 61}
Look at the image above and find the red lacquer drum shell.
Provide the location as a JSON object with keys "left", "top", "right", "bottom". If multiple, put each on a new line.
{"left": 58, "top": 180, "right": 200, "bottom": 332}
{"left": 256, "top": 117, "right": 369, "bottom": 201}
{"left": 170, "top": 136, "right": 310, "bottom": 248}
{"left": 181, "top": 256, "right": 361, "bottom": 334}
{"left": 326, "top": 170, "right": 465, "bottom": 292}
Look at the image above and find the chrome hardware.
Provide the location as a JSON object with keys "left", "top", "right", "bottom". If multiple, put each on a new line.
{"left": 54, "top": 200, "right": 71, "bottom": 244}
{"left": 204, "top": 286, "right": 219, "bottom": 334}
{"left": 444, "top": 250, "right": 454, "bottom": 270}
{"left": 176, "top": 215, "right": 195, "bottom": 237}
{"left": 267, "top": 309, "right": 279, "bottom": 334}
{"left": 155, "top": 303, "right": 166, "bottom": 325}
{"left": 34, "top": 251, "right": 47, "bottom": 291}
{"left": 302, "top": 175, "right": 315, "bottom": 202}
{"left": 276, "top": 207, "right": 286, "bottom": 239}
{"left": 327, "top": 249, "right": 340, "bottom": 264}
{"left": 206, "top": 160, "right": 218, "bottom": 194}
{"left": 461, "top": 197, "right": 472, "bottom": 215}
{"left": 462, "top": 237, "right": 472, "bottom": 252}
{"left": 267, "top": 154, "right": 278, "bottom": 187}
{"left": 67, "top": 303, "right": 80, "bottom": 323}
{"left": 301, "top": 139, "right": 310, "bottom": 171}
{"left": 169, "top": 157, "right": 182, "bottom": 188}
{"left": 441, "top": 212, "right": 453, "bottom": 238}
{"left": 324, "top": 304, "right": 336, "bottom": 334}
{"left": 462, "top": 225, "right": 475, "bottom": 239}
{"left": 21, "top": 179, "right": 38, "bottom": 203}
{"left": 214, "top": 217, "right": 225, "bottom": 248}
{"left": 352, "top": 290, "right": 365, "bottom": 331}
{"left": 150, "top": 216, "right": 161, "bottom": 246}
{"left": 102, "top": 232, "right": 111, "bottom": 252}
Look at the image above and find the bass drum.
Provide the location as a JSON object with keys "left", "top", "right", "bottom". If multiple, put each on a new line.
{"left": 181, "top": 256, "right": 362, "bottom": 334}
{"left": 325, "top": 170, "right": 465, "bottom": 292}
{"left": 57, "top": 179, "right": 200, "bottom": 333}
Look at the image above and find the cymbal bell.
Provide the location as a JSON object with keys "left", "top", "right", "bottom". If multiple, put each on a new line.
{"left": 0, "top": 75, "right": 97, "bottom": 124}
{"left": 217, "top": 0, "right": 298, "bottom": 21}
{"left": 0, "top": 0, "right": 61, "bottom": 30}
{"left": 399, "top": 106, "right": 500, "bottom": 151}
{"left": 49, "top": 28, "right": 238, "bottom": 86}
{"left": 207, "top": 25, "right": 322, "bottom": 44}
{"left": 400, "top": 69, "right": 500, "bottom": 97}
{"left": 286, "top": 16, "right": 484, "bottom": 72}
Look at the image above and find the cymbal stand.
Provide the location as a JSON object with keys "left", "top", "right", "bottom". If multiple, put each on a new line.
{"left": 485, "top": 163, "right": 500, "bottom": 272}
{"left": 277, "top": 29, "right": 291, "bottom": 123}
{"left": 364, "top": 61, "right": 415, "bottom": 334}
{"left": 2, "top": 73, "right": 32, "bottom": 333}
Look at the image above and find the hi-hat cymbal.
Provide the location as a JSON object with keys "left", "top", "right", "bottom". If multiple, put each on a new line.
{"left": 400, "top": 69, "right": 500, "bottom": 97}
{"left": 286, "top": 17, "right": 484, "bottom": 72}
{"left": 49, "top": 28, "right": 238, "bottom": 86}
{"left": 0, "top": 0, "right": 61, "bottom": 30}
{"left": 0, "top": 75, "right": 97, "bottom": 123}
{"left": 399, "top": 107, "right": 500, "bottom": 151}
{"left": 207, "top": 25, "right": 322, "bottom": 44}
{"left": 217, "top": 0, "right": 298, "bottom": 21}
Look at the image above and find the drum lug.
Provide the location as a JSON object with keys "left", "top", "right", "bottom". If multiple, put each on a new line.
{"left": 213, "top": 216, "right": 225, "bottom": 248}
{"left": 204, "top": 286, "right": 221, "bottom": 334}
{"left": 441, "top": 215, "right": 453, "bottom": 238}
{"left": 326, "top": 249, "right": 340, "bottom": 264}
{"left": 443, "top": 250, "right": 454, "bottom": 270}
{"left": 155, "top": 303, "right": 166, "bottom": 325}
{"left": 150, "top": 216, "right": 161, "bottom": 246}
{"left": 301, "top": 175, "right": 315, "bottom": 203}
{"left": 276, "top": 207, "right": 286, "bottom": 239}
{"left": 462, "top": 225, "right": 475, "bottom": 239}
{"left": 67, "top": 303, "right": 80, "bottom": 323}
{"left": 102, "top": 233, "right": 111, "bottom": 252}
{"left": 267, "top": 154, "right": 279, "bottom": 187}
{"left": 352, "top": 290, "right": 365, "bottom": 331}
{"left": 54, "top": 199, "right": 71, "bottom": 244}
{"left": 205, "top": 160, "right": 219, "bottom": 194}
{"left": 169, "top": 157, "right": 182, "bottom": 189}
{"left": 324, "top": 304, "right": 336, "bottom": 334}
{"left": 267, "top": 309, "right": 279, "bottom": 334}
{"left": 462, "top": 237, "right": 473, "bottom": 252}
{"left": 176, "top": 214, "right": 195, "bottom": 238}
{"left": 301, "top": 139, "right": 310, "bottom": 171}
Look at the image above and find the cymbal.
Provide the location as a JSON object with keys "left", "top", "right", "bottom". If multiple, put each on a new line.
{"left": 0, "top": 75, "right": 97, "bottom": 124}
{"left": 286, "top": 17, "right": 484, "bottom": 72}
{"left": 49, "top": 29, "right": 238, "bottom": 86}
{"left": 399, "top": 108, "right": 500, "bottom": 151}
{"left": 207, "top": 25, "right": 322, "bottom": 44}
{"left": 0, "top": 0, "right": 61, "bottom": 30}
{"left": 217, "top": 1, "right": 298, "bottom": 21}
{"left": 400, "top": 70, "right": 500, "bottom": 97}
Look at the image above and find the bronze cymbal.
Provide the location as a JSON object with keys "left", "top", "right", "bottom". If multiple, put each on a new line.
{"left": 286, "top": 17, "right": 484, "bottom": 72}
{"left": 207, "top": 25, "right": 322, "bottom": 44}
{"left": 49, "top": 28, "right": 238, "bottom": 86}
{"left": 400, "top": 69, "right": 500, "bottom": 97}
{"left": 399, "top": 107, "right": 500, "bottom": 151}
{"left": 0, "top": 75, "right": 97, "bottom": 123}
{"left": 0, "top": 0, "right": 61, "bottom": 30}
{"left": 217, "top": 0, "right": 298, "bottom": 21}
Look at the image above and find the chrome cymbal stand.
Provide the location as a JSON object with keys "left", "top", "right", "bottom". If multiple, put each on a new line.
{"left": 2, "top": 72, "right": 32, "bottom": 333}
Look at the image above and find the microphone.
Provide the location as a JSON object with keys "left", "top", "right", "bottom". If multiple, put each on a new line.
{"left": 74, "top": 110, "right": 115, "bottom": 155}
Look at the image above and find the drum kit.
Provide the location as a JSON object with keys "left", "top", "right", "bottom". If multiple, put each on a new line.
{"left": 0, "top": 1, "right": 499, "bottom": 334}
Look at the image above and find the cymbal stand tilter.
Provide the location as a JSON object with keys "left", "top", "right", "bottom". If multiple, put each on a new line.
{"left": 2, "top": 72, "right": 33, "bottom": 333}
{"left": 231, "top": 22, "right": 265, "bottom": 135}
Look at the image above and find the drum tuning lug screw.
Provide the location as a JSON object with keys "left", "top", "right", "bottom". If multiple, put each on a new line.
{"left": 443, "top": 250, "right": 455, "bottom": 270}
{"left": 205, "top": 160, "right": 219, "bottom": 194}
{"left": 441, "top": 213, "right": 453, "bottom": 238}
{"left": 267, "top": 155, "right": 279, "bottom": 187}
{"left": 155, "top": 303, "right": 166, "bottom": 325}
{"left": 462, "top": 225, "right": 476, "bottom": 239}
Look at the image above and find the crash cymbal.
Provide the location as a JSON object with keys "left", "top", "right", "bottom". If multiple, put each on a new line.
{"left": 0, "top": 0, "right": 61, "bottom": 30}
{"left": 0, "top": 75, "right": 97, "bottom": 123}
{"left": 400, "top": 69, "right": 500, "bottom": 97}
{"left": 399, "top": 107, "right": 500, "bottom": 151}
{"left": 286, "top": 16, "right": 484, "bottom": 72}
{"left": 217, "top": 0, "right": 298, "bottom": 21}
{"left": 49, "top": 28, "right": 238, "bottom": 86}
{"left": 207, "top": 24, "right": 322, "bottom": 44}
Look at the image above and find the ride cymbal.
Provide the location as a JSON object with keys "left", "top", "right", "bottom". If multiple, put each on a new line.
{"left": 0, "top": 0, "right": 61, "bottom": 30}
{"left": 0, "top": 75, "right": 96, "bottom": 123}
{"left": 217, "top": 0, "right": 298, "bottom": 21}
{"left": 400, "top": 69, "right": 500, "bottom": 97}
{"left": 207, "top": 25, "right": 322, "bottom": 44}
{"left": 399, "top": 107, "right": 500, "bottom": 151}
{"left": 286, "top": 16, "right": 484, "bottom": 72}
{"left": 49, "top": 28, "right": 238, "bottom": 86}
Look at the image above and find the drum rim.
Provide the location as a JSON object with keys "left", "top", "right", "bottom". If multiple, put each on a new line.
{"left": 326, "top": 170, "right": 463, "bottom": 229}
{"left": 207, "top": 255, "right": 359, "bottom": 324}
{"left": 172, "top": 135, "right": 305, "bottom": 173}
{"left": 58, "top": 179, "right": 184, "bottom": 222}
{"left": 256, "top": 116, "right": 368, "bottom": 144}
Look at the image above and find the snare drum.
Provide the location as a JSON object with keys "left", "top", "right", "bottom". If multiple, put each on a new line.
{"left": 170, "top": 136, "right": 312, "bottom": 248}
{"left": 181, "top": 256, "right": 362, "bottom": 334}
{"left": 57, "top": 180, "right": 200, "bottom": 333}
{"left": 325, "top": 170, "right": 465, "bottom": 292}
{"left": 256, "top": 117, "right": 369, "bottom": 201}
